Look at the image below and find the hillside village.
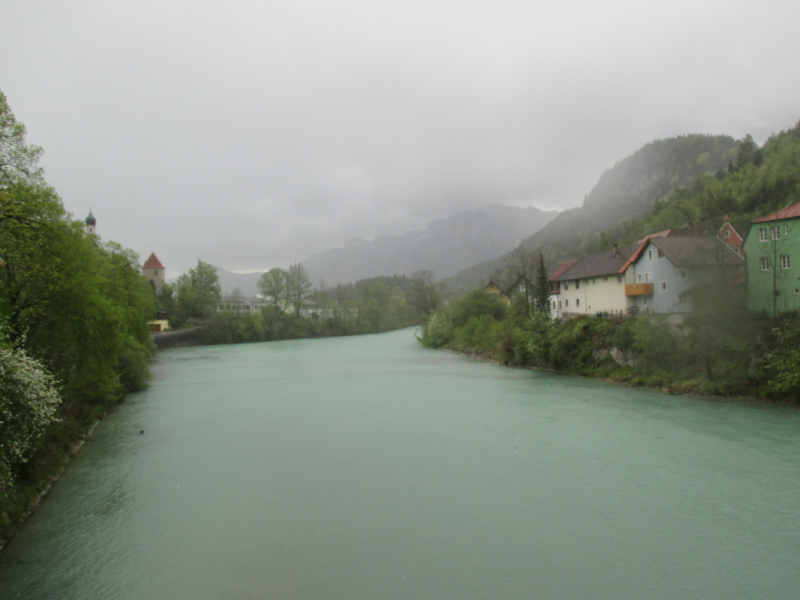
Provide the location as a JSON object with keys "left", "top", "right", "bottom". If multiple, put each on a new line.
{"left": 480, "top": 204, "right": 799, "bottom": 321}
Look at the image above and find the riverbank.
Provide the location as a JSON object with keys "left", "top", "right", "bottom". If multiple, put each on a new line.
{"left": 419, "top": 293, "right": 800, "bottom": 402}
{"left": 0, "top": 408, "right": 109, "bottom": 553}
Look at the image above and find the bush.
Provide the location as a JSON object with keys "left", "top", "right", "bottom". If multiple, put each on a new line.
{"left": 0, "top": 340, "right": 61, "bottom": 498}
{"left": 763, "top": 320, "right": 800, "bottom": 400}
{"left": 420, "top": 310, "right": 454, "bottom": 348}
{"left": 451, "top": 289, "right": 506, "bottom": 326}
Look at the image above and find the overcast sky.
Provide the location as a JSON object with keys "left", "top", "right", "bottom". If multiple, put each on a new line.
{"left": 2, "top": 0, "right": 799, "bottom": 274}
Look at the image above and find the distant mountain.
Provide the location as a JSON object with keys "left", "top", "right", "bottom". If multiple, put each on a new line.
{"left": 303, "top": 205, "right": 558, "bottom": 285}
{"left": 443, "top": 134, "right": 740, "bottom": 296}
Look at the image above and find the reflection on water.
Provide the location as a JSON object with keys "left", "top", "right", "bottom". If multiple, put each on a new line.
{"left": 1, "top": 330, "right": 799, "bottom": 599}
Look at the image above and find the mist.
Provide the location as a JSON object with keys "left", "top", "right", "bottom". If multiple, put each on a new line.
{"left": 2, "top": 0, "right": 799, "bottom": 273}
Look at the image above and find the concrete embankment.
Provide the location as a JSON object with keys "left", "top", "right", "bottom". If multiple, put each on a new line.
{"left": 152, "top": 326, "right": 210, "bottom": 350}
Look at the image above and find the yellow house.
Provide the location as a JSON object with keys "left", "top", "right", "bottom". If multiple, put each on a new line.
{"left": 483, "top": 279, "right": 511, "bottom": 306}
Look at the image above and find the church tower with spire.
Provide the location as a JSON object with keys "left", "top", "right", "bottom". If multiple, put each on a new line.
{"left": 85, "top": 210, "right": 97, "bottom": 235}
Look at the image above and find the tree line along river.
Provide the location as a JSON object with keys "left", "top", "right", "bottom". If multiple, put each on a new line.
{"left": 1, "top": 329, "right": 799, "bottom": 599}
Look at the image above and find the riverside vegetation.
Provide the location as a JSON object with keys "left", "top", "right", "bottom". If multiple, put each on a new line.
{"left": 421, "top": 287, "right": 800, "bottom": 400}
{"left": 0, "top": 90, "right": 156, "bottom": 542}
{"left": 0, "top": 92, "right": 154, "bottom": 545}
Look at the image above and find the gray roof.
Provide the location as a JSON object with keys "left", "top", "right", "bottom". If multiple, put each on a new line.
{"left": 647, "top": 237, "right": 744, "bottom": 266}
{"left": 556, "top": 244, "right": 641, "bottom": 280}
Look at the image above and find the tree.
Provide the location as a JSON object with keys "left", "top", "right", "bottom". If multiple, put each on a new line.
{"left": 286, "top": 263, "right": 312, "bottom": 317}
{"left": 0, "top": 90, "right": 44, "bottom": 189}
{"left": 257, "top": 268, "right": 288, "bottom": 313}
{"left": 0, "top": 336, "right": 61, "bottom": 497}
{"left": 534, "top": 251, "right": 551, "bottom": 318}
{"left": 177, "top": 260, "right": 221, "bottom": 318}
{"left": 407, "top": 270, "right": 442, "bottom": 321}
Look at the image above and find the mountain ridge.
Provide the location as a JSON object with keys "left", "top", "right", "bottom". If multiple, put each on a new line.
{"left": 303, "top": 204, "right": 558, "bottom": 285}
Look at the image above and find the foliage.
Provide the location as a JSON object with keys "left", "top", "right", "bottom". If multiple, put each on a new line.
{"left": 176, "top": 260, "right": 221, "bottom": 319}
{"left": 451, "top": 289, "right": 506, "bottom": 326}
{"left": 763, "top": 320, "right": 800, "bottom": 399}
{"left": 534, "top": 251, "right": 551, "bottom": 317}
{"left": 407, "top": 270, "right": 443, "bottom": 321}
{"left": 257, "top": 268, "right": 289, "bottom": 313}
{"left": 523, "top": 310, "right": 554, "bottom": 365}
{"left": 0, "top": 90, "right": 44, "bottom": 189}
{"left": 286, "top": 262, "right": 312, "bottom": 317}
{"left": 0, "top": 92, "right": 155, "bottom": 528}
{"left": 206, "top": 275, "right": 415, "bottom": 346}
{"left": 0, "top": 337, "right": 61, "bottom": 498}
{"left": 419, "top": 309, "right": 454, "bottom": 348}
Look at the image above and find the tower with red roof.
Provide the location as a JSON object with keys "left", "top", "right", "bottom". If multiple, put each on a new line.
{"left": 142, "top": 252, "right": 166, "bottom": 295}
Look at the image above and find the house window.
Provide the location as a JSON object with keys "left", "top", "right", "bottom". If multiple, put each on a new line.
{"left": 576, "top": 299, "right": 580, "bottom": 307}
{"left": 781, "top": 255, "right": 790, "bottom": 270}
{"left": 761, "top": 257, "right": 770, "bottom": 271}
{"left": 519, "top": 284, "right": 525, "bottom": 292}
{"left": 795, "top": 289, "right": 799, "bottom": 296}
{"left": 785, "top": 225, "right": 790, "bottom": 236}
{"left": 559, "top": 301, "right": 562, "bottom": 308}
{"left": 565, "top": 299, "right": 569, "bottom": 308}
{"left": 680, "top": 270, "right": 686, "bottom": 278}
{"left": 648, "top": 250, "right": 653, "bottom": 260}
{"left": 617, "top": 275, "right": 622, "bottom": 283}
{"left": 564, "top": 282, "right": 568, "bottom": 290}
{"left": 643, "top": 297, "right": 648, "bottom": 305}
{"left": 592, "top": 278, "right": 596, "bottom": 284}
{"left": 723, "top": 230, "right": 731, "bottom": 239}
{"left": 772, "top": 226, "right": 780, "bottom": 240}
{"left": 658, "top": 250, "right": 664, "bottom": 258}
{"left": 154, "top": 270, "right": 158, "bottom": 275}
{"left": 575, "top": 280, "right": 580, "bottom": 289}
{"left": 678, "top": 293, "right": 687, "bottom": 304}
{"left": 603, "top": 276, "right": 608, "bottom": 282}
{"left": 759, "top": 228, "right": 768, "bottom": 242}
{"left": 636, "top": 273, "right": 643, "bottom": 283}
{"left": 660, "top": 282, "right": 667, "bottom": 291}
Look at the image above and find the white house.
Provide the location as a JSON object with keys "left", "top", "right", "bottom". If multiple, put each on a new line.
{"left": 552, "top": 244, "right": 641, "bottom": 317}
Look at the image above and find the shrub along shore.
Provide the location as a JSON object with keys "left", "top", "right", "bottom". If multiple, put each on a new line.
{"left": 419, "top": 290, "right": 800, "bottom": 402}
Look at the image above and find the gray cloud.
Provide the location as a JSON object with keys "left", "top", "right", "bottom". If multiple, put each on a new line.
{"left": 2, "top": 0, "right": 799, "bottom": 273}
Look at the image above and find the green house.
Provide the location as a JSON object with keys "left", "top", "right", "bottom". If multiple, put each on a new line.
{"left": 744, "top": 202, "right": 800, "bottom": 316}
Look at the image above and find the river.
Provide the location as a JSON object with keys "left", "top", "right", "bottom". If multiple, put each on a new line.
{"left": 1, "top": 329, "right": 799, "bottom": 599}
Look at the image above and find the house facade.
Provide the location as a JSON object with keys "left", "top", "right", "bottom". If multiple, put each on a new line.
{"left": 217, "top": 295, "right": 270, "bottom": 313}
{"left": 506, "top": 275, "right": 534, "bottom": 308}
{"left": 629, "top": 237, "right": 744, "bottom": 313}
{"left": 743, "top": 202, "right": 800, "bottom": 316}
{"left": 552, "top": 245, "right": 640, "bottom": 317}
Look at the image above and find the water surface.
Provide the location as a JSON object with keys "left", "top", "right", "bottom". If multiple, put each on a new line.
{"left": 1, "top": 329, "right": 799, "bottom": 599}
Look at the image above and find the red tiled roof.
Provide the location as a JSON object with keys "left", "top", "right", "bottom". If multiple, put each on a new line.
{"left": 752, "top": 202, "right": 800, "bottom": 223}
{"left": 637, "top": 229, "right": 671, "bottom": 244}
{"left": 142, "top": 252, "right": 165, "bottom": 270}
{"left": 548, "top": 258, "right": 581, "bottom": 281}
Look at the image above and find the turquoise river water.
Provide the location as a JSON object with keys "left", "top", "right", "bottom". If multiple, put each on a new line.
{"left": 1, "top": 329, "right": 799, "bottom": 599}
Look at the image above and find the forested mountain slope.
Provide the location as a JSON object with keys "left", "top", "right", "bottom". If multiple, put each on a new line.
{"left": 303, "top": 204, "right": 557, "bottom": 286}
{"left": 444, "top": 134, "right": 740, "bottom": 295}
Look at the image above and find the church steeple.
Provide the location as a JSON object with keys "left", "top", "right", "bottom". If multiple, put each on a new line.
{"left": 85, "top": 210, "right": 96, "bottom": 235}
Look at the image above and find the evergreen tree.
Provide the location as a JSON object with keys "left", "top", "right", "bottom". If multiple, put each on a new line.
{"left": 534, "top": 251, "right": 550, "bottom": 317}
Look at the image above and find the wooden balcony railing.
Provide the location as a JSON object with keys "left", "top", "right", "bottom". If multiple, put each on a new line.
{"left": 625, "top": 283, "right": 654, "bottom": 296}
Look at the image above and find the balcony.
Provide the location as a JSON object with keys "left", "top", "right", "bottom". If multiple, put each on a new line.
{"left": 625, "top": 283, "right": 654, "bottom": 297}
